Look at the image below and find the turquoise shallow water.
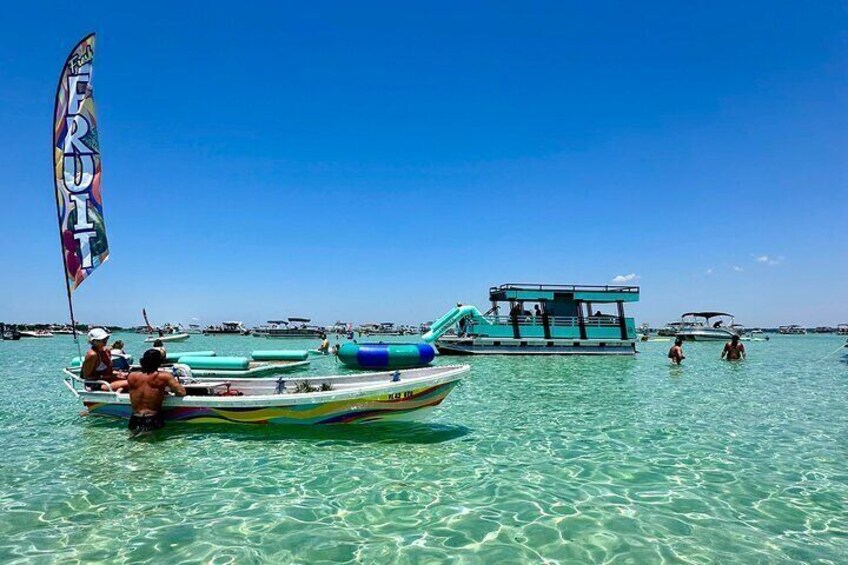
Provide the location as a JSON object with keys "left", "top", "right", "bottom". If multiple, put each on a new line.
{"left": 1, "top": 333, "right": 847, "bottom": 563}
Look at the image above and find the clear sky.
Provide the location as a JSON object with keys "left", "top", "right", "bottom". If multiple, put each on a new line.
{"left": 2, "top": 1, "right": 846, "bottom": 328}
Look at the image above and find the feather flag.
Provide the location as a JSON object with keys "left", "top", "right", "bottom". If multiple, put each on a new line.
{"left": 53, "top": 33, "right": 108, "bottom": 292}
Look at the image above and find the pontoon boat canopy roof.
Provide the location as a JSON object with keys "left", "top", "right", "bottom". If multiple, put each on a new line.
{"left": 267, "top": 320, "right": 287, "bottom": 324}
{"left": 489, "top": 283, "right": 640, "bottom": 303}
{"left": 681, "top": 312, "right": 733, "bottom": 319}
{"left": 288, "top": 317, "right": 310, "bottom": 323}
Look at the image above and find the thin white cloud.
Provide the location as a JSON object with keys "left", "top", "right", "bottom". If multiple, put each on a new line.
{"left": 754, "top": 254, "right": 784, "bottom": 266}
{"left": 612, "top": 273, "right": 639, "bottom": 284}
{"left": 732, "top": 265, "right": 744, "bottom": 272}
{"left": 705, "top": 268, "right": 714, "bottom": 275}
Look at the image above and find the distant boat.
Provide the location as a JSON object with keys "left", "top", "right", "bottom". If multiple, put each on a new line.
{"left": 144, "top": 333, "right": 190, "bottom": 343}
{"left": 266, "top": 318, "right": 324, "bottom": 339}
{"left": 778, "top": 325, "right": 807, "bottom": 335}
{"left": 358, "top": 322, "right": 405, "bottom": 336}
{"left": 203, "top": 321, "right": 250, "bottom": 335}
{"left": 326, "top": 321, "right": 351, "bottom": 335}
{"left": 837, "top": 324, "right": 848, "bottom": 336}
{"left": 657, "top": 321, "right": 685, "bottom": 337}
{"left": 19, "top": 330, "right": 54, "bottom": 338}
{"left": 742, "top": 329, "right": 769, "bottom": 342}
{"left": 252, "top": 320, "right": 286, "bottom": 338}
{"left": 675, "top": 312, "right": 741, "bottom": 341}
{"left": 1, "top": 324, "right": 21, "bottom": 341}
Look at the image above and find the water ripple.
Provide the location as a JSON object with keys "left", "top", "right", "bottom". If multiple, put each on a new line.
{"left": 1, "top": 334, "right": 847, "bottom": 562}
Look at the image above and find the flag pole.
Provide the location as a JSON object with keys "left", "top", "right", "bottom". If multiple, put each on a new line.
{"left": 53, "top": 33, "right": 97, "bottom": 351}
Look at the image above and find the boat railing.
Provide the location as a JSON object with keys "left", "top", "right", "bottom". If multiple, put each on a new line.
{"left": 61, "top": 368, "right": 116, "bottom": 395}
{"left": 491, "top": 283, "right": 640, "bottom": 294}
{"left": 471, "top": 315, "right": 623, "bottom": 328}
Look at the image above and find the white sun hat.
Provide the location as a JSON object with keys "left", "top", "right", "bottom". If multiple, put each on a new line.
{"left": 87, "top": 327, "right": 110, "bottom": 342}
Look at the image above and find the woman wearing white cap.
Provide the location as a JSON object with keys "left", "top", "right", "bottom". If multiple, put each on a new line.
{"left": 82, "top": 328, "right": 128, "bottom": 391}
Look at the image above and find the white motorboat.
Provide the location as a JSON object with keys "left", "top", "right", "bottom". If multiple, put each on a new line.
{"left": 675, "top": 312, "right": 741, "bottom": 341}
{"left": 778, "top": 325, "right": 807, "bottom": 335}
{"left": 144, "top": 333, "right": 190, "bottom": 343}
{"left": 742, "top": 329, "right": 769, "bottom": 342}
{"left": 19, "top": 330, "right": 54, "bottom": 338}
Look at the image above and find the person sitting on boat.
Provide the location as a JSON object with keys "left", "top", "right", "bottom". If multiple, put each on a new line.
{"left": 110, "top": 340, "right": 131, "bottom": 371}
{"left": 668, "top": 338, "right": 685, "bottom": 365}
{"left": 713, "top": 320, "right": 723, "bottom": 328}
{"left": 152, "top": 339, "right": 167, "bottom": 360}
{"left": 721, "top": 335, "right": 746, "bottom": 361}
{"left": 317, "top": 334, "right": 330, "bottom": 354}
{"left": 510, "top": 302, "right": 522, "bottom": 320}
{"left": 126, "top": 349, "right": 186, "bottom": 435}
{"left": 82, "top": 328, "right": 128, "bottom": 391}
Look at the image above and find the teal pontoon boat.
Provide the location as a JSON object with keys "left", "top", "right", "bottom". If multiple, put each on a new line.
{"left": 422, "top": 283, "right": 640, "bottom": 355}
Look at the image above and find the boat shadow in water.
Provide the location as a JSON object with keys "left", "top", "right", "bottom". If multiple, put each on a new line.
{"left": 83, "top": 419, "right": 473, "bottom": 445}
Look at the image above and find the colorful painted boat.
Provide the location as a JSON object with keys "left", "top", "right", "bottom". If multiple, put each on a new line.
{"left": 61, "top": 364, "right": 469, "bottom": 426}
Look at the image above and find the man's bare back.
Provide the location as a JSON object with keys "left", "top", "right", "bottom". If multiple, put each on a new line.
{"left": 127, "top": 370, "right": 186, "bottom": 416}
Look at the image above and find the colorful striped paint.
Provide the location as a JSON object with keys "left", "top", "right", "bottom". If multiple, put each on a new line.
{"left": 83, "top": 381, "right": 459, "bottom": 426}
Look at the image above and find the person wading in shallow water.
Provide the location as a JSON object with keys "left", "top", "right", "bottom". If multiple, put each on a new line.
{"left": 126, "top": 349, "right": 186, "bottom": 435}
{"left": 668, "top": 338, "right": 685, "bottom": 365}
{"left": 721, "top": 334, "right": 746, "bottom": 361}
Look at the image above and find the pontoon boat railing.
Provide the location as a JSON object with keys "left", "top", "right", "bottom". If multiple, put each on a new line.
{"left": 470, "top": 315, "right": 624, "bottom": 328}
{"left": 490, "top": 283, "right": 640, "bottom": 294}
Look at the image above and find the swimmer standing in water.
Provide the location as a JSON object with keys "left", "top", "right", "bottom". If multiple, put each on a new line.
{"left": 668, "top": 338, "right": 685, "bottom": 365}
{"left": 721, "top": 334, "right": 746, "bottom": 361}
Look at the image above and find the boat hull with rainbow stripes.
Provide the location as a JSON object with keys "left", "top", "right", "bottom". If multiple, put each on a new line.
{"left": 62, "top": 365, "right": 468, "bottom": 426}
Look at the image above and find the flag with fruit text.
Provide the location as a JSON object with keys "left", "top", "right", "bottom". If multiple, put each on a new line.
{"left": 54, "top": 33, "right": 108, "bottom": 291}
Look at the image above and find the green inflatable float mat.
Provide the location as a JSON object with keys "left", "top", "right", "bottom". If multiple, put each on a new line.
{"left": 165, "top": 350, "right": 216, "bottom": 363}
{"left": 178, "top": 356, "right": 250, "bottom": 370}
{"left": 251, "top": 350, "right": 309, "bottom": 362}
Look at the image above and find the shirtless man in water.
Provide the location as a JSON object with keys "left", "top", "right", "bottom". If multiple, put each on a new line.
{"left": 126, "top": 349, "right": 186, "bottom": 434}
{"left": 668, "top": 338, "right": 685, "bottom": 365}
{"left": 721, "top": 334, "right": 746, "bottom": 361}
